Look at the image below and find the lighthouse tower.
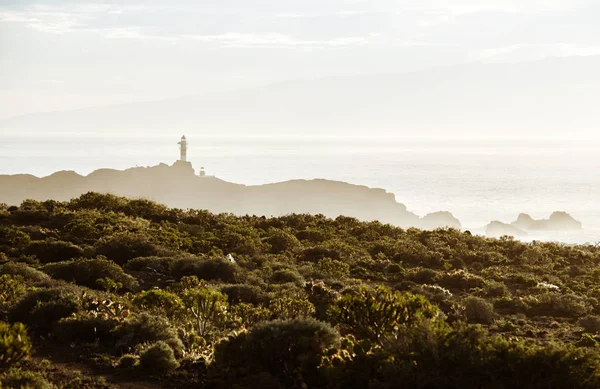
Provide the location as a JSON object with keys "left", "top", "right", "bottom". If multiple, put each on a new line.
{"left": 178, "top": 135, "right": 188, "bottom": 162}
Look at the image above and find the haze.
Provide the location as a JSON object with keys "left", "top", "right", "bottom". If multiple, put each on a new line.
{"left": 1, "top": 0, "right": 600, "bottom": 137}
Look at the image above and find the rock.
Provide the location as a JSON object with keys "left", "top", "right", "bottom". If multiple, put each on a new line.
{"left": 511, "top": 212, "right": 582, "bottom": 231}
{"left": 419, "top": 211, "right": 462, "bottom": 230}
{"left": 485, "top": 221, "right": 528, "bottom": 238}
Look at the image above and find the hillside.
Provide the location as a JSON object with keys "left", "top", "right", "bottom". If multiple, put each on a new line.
{"left": 2, "top": 56, "right": 600, "bottom": 137}
{"left": 2, "top": 194, "right": 600, "bottom": 388}
{"left": 0, "top": 161, "right": 460, "bottom": 230}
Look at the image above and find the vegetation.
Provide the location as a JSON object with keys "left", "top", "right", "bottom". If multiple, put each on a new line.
{"left": 1, "top": 192, "right": 600, "bottom": 388}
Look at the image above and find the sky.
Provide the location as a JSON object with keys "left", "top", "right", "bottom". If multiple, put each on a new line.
{"left": 1, "top": 0, "right": 600, "bottom": 118}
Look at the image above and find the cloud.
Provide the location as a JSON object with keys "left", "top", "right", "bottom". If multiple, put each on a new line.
{"left": 477, "top": 43, "right": 600, "bottom": 62}
{"left": 181, "top": 32, "right": 369, "bottom": 49}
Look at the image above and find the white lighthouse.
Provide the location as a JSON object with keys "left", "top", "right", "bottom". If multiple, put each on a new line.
{"left": 178, "top": 135, "right": 187, "bottom": 162}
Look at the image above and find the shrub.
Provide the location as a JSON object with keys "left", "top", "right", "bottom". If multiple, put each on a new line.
{"left": 328, "top": 287, "right": 437, "bottom": 342}
{"left": 117, "top": 354, "right": 138, "bottom": 369}
{"left": 579, "top": 316, "right": 600, "bottom": 334}
{"left": 485, "top": 281, "right": 509, "bottom": 297}
{"left": 115, "top": 313, "right": 183, "bottom": 356}
{"left": 182, "top": 287, "right": 228, "bottom": 336}
{"left": 315, "top": 258, "right": 350, "bottom": 279}
{"left": 0, "top": 275, "right": 26, "bottom": 310}
{"left": 0, "top": 368, "right": 56, "bottom": 389}
{"left": 436, "top": 270, "right": 486, "bottom": 291}
{"left": 124, "top": 256, "right": 173, "bottom": 273}
{"left": 265, "top": 229, "right": 301, "bottom": 254}
{"left": 464, "top": 297, "right": 496, "bottom": 324}
{"left": 41, "top": 258, "right": 137, "bottom": 291}
{"left": 212, "top": 319, "right": 339, "bottom": 387}
{"left": 0, "top": 322, "right": 31, "bottom": 369}
{"left": 0, "top": 262, "right": 51, "bottom": 283}
{"left": 220, "top": 284, "right": 265, "bottom": 305}
{"left": 52, "top": 317, "right": 118, "bottom": 346}
{"left": 10, "top": 287, "right": 81, "bottom": 331}
{"left": 132, "top": 290, "right": 184, "bottom": 318}
{"left": 171, "top": 257, "right": 238, "bottom": 283}
{"left": 24, "top": 240, "right": 84, "bottom": 264}
{"left": 95, "top": 233, "right": 161, "bottom": 265}
{"left": 270, "top": 269, "right": 303, "bottom": 285}
{"left": 269, "top": 297, "right": 315, "bottom": 320}
{"left": 139, "top": 341, "right": 180, "bottom": 373}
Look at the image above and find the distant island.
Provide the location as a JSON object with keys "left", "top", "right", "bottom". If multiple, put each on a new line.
{"left": 485, "top": 212, "right": 583, "bottom": 238}
{"left": 0, "top": 160, "right": 462, "bottom": 230}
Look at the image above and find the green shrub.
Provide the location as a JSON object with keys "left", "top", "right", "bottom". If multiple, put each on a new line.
{"left": 41, "top": 258, "right": 137, "bottom": 291}
{"left": 171, "top": 257, "right": 238, "bottom": 283}
{"left": 24, "top": 240, "right": 84, "bottom": 264}
{"left": 212, "top": 319, "right": 339, "bottom": 387}
{"left": 10, "top": 288, "right": 81, "bottom": 331}
{"left": 124, "top": 256, "right": 173, "bottom": 273}
{"left": 270, "top": 269, "right": 303, "bottom": 285}
{"left": 220, "top": 284, "right": 265, "bottom": 305}
{"left": 0, "top": 275, "right": 26, "bottom": 310}
{"left": 0, "top": 322, "right": 31, "bottom": 369}
{"left": 463, "top": 296, "right": 496, "bottom": 324}
{"left": 436, "top": 270, "right": 486, "bottom": 291}
{"left": 52, "top": 317, "right": 118, "bottom": 346}
{"left": 117, "top": 354, "right": 138, "bottom": 369}
{"left": 0, "top": 368, "right": 56, "bottom": 389}
{"left": 269, "top": 297, "right": 315, "bottom": 320}
{"left": 265, "top": 229, "right": 301, "bottom": 254}
{"left": 0, "top": 262, "right": 50, "bottom": 283}
{"left": 182, "top": 287, "right": 228, "bottom": 336}
{"left": 328, "top": 287, "right": 437, "bottom": 342}
{"left": 115, "top": 313, "right": 183, "bottom": 356}
{"left": 132, "top": 290, "right": 183, "bottom": 318}
{"left": 139, "top": 341, "right": 180, "bottom": 373}
{"left": 95, "top": 233, "right": 161, "bottom": 265}
{"left": 579, "top": 316, "right": 600, "bottom": 334}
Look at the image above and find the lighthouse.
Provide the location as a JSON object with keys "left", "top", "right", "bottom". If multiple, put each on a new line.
{"left": 178, "top": 135, "right": 187, "bottom": 162}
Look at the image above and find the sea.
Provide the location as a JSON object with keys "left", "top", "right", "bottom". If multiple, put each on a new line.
{"left": 1, "top": 134, "right": 599, "bottom": 245}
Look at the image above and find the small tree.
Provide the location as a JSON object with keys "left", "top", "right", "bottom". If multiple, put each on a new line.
{"left": 182, "top": 287, "right": 228, "bottom": 336}
{"left": 0, "top": 321, "right": 31, "bottom": 369}
{"left": 328, "top": 287, "right": 437, "bottom": 343}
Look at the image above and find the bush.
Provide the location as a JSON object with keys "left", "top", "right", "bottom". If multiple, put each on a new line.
{"left": 170, "top": 257, "right": 238, "bottom": 283}
{"left": 0, "top": 275, "right": 26, "bottom": 311}
{"left": 270, "top": 269, "right": 303, "bottom": 285}
{"left": 212, "top": 319, "right": 339, "bottom": 387}
{"left": 0, "top": 262, "right": 51, "bottom": 283}
{"left": 436, "top": 270, "right": 486, "bottom": 291}
{"left": 139, "top": 341, "right": 180, "bottom": 373}
{"left": 0, "top": 368, "right": 56, "bottom": 389}
{"left": 124, "top": 256, "right": 173, "bottom": 273}
{"left": 220, "top": 284, "right": 266, "bottom": 305}
{"left": 24, "top": 240, "right": 84, "bottom": 264}
{"left": 52, "top": 317, "right": 118, "bottom": 346}
{"left": 328, "top": 287, "right": 437, "bottom": 342}
{"left": 0, "top": 322, "right": 31, "bottom": 369}
{"left": 115, "top": 313, "right": 183, "bottom": 356}
{"left": 41, "top": 258, "right": 137, "bottom": 291}
{"left": 464, "top": 297, "right": 496, "bottom": 325}
{"left": 10, "top": 287, "right": 81, "bottom": 331}
{"left": 579, "top": 316, "right": 600, "bottom": 334}
{"left": 265, "top": 229, "right": 301, "bottom": 254}
{"left": 95, "top": 233, "right": 161, "bottom": 265}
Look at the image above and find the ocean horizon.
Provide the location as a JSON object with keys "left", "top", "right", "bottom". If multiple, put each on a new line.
{"left": 1, "top": 134, "right": 599, "bottom": 244}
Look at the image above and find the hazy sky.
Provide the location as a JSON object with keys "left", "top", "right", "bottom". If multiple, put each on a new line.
{"left": 1, "top": 0, "right": 600, "bottom": 118}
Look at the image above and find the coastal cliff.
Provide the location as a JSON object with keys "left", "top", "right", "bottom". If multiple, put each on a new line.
{"left": 0, "top": 161, "right": 461, "bottom": 230}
